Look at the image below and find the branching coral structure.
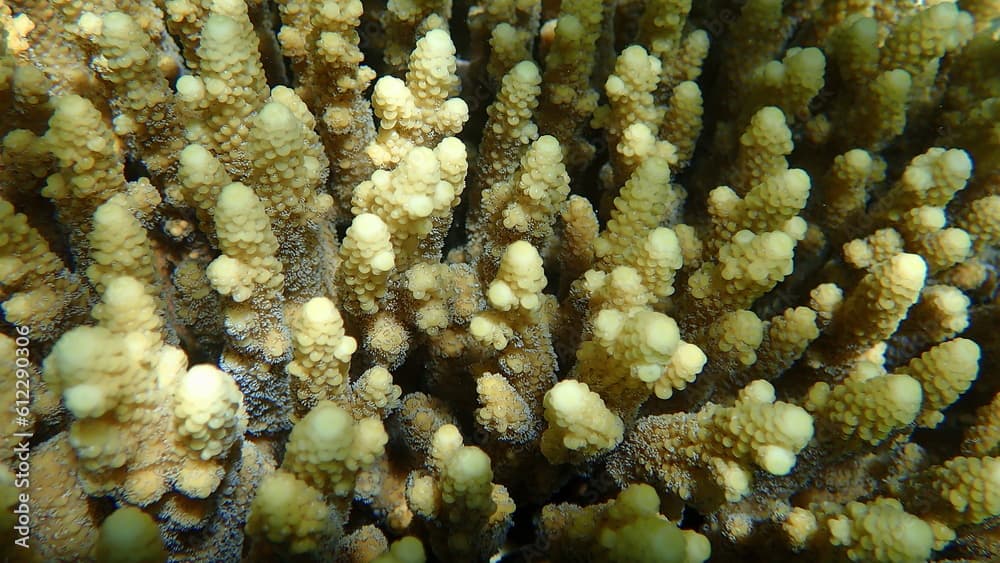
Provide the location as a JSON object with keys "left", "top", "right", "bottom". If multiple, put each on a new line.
{"left": 1, "top": 0, "right": 999, "bottom": 561}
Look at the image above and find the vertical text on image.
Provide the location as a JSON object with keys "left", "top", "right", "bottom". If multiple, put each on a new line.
{"left": 12, "top": 324, "right": 32, "bottom": 550}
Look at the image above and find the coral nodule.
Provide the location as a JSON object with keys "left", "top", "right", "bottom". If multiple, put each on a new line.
{"left": 1, "top": 0, "right": 999, "bottom": 561}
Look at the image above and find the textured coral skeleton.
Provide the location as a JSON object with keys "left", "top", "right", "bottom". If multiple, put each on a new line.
{"left": 1, "top": 0, "right": 999, "bottom": 561}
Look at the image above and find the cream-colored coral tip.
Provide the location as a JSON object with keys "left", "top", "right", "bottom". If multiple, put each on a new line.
{"left": 439, "top": 96, "right": 469, "bottom": 130}
{"left": 205, "top": 256, "right": 247, "bottom": 302}
{"left": 781, "top": 168, "right": 810, "bottom": 201}
{"left": 600, "top": 517, "right": 688, "bottom": 562}
{"left": 510, "top": 59, "right": 540, "bottom": 83}
{"left": 634, "top": 311, "right": 681, "bottom": 362}
{"left": 647, "top": 227, "right": 682, "bottom": 260}
{"left": 491, "top": 282, "right": 532, "bottom": 317}
{"left": 178, "top": 143, "right": 215, "bottom": 173}
{"left": 902, "top": 206, "right": 946, "bottom": 235}
{"left": 469, "top": 313, "right": 513, "bottom": 350}
{"left": 887, "top": 372, "right": 923, "bottom": 405}
{"left": 743, "top": 379, "right": 777, "bottom": 403}
{"left": 356, "top": 366, "right": 401, "bottom": 408}
{"left": 746, "top": 106, "right": 786, "bottom": 139}
{"left": 373, "top": 536, "right": 427, "bottom": 563}
{"left": 175, "top": 75, "right": 205, "bottom": 103}
{"left": 592, "top": 308, "right": 626, "bottom": 341}
{"left": 431, "top": 424, "right": 464, "bottom": 462}
{"left": 598, "top": 485, "right": 706, "bottom": 563}
{"left": 705, "top": 380, "right": 814, "bottom": 476}
{"left": 174, "top": 364, "right": 243, "bottom": 460}
{"left": 217, "top": 182, "right": 257, "bottom": 219}
{"left": 372, "top": 76, "right": 412, "bottom": 114}
{"left": 783, "top": 507, "right": 818, "bottom": 550}
{"left": 675, "top": 75, "right": 703, "bottom": 98}
{"left": 814, "top": 372, "right": 923, "bottom": 444}
{"left": 656, "top": 342, "right": 707, "bottom": 399}
{"left": 293, "top": 401, "right": 353, "bottom": 449}
{"left": 840, "top": 498, "right": 934, "bottom": 563}
{"left": 175, "top": 365, "right": 234, "bottom": 407}
{"left": 889, "top": 253, "right": 927, "bottom": 287}
{"left": 78, "top": 11, "right": 104, "bottom": 35}
{"left": 52, "top": 94, "right": 94, "bottom": 122}
{"left": 844, "top": 147, "right": 872, "bottom": 170}
{"left": 365, "top": 313, "right": 410, "bottom": 362}
{"left": 957, "top": 195, "right": 1000, "bottom": 252}
{"left": 299, "top": 296, "right": 333, "bottom": 324}
{"left": 268, "top": 85, "right": 316, "bottom": 128}
{"left": 963, "top": 392, "right": 1000, "bottom": 457}
{"left": 547, "top": 379, "right": 586, "bottom": 413}
{"left": 445, "top": 446, "right": 492, "bottom": 488}
{"left": 95, "top": 506, "right": 166, "bottom": 563}
{"left": 202, "top": 13, "right": 240, "bottom": 45}
{"left": 88, "top": 197, "right": 155, "bottom": 291}
{"left": 532, "top": 134, "right": 562, "bottom": 161}
{"left": 935, "top": 227, "right": 972, "bottom": 254}
{"left": 790, "top": 44, "right": 824, "bottom": 71}
{"left": 684, "top": 530, "right": 712, "bottom": 563}
{"left": 609, "top": 482, "right": 656, "bottom": 520}
{"left": 709, "top": 186, "right": 740, "bottom": 217}
{"left": 885, "top": 518, "right": 935, "bottom": 562}
{"left": 353, "top": 215, "right": 395, "bottom": 268}
{"left": 175, "top": 145, "right": 228, "bottom": 225}
{"left": 174, "top": 461, "right": 223, "bottom": 499}
{"left": 809, "top": 283, "right": 843, "bottom": 321}
{"left": 43, "top": 326, "right": 126, "bottom": 418}
{"left": 407, "top": 474, "right": 440, "bottom": 518}
{"left": 353, "top": 418, "right": 390, "bottom": 463}
{"left": 542, "top": 379, "right": 624, "bottom": 462}
{"left": 930, "top": 456, "right": 1000, "bottom": 525}
{"left": 255, "top": 101, "right": 296, "bottom": 134}
{"left": 98, "top": 11, "right": 136, "bottom": 39}
{"left": 882, "top": 68, "right": 912, "bottom": 96}
{"left": 901, "top": 338, "right": 979, "bottom": 427}
{"left": 756, "top": 231, "right": 794, "bottom": 269}
{"left": 638, "top": 227, "right": 685, "bottom": 298}
{"left": 70, "top": 418, "right": 129, "bottom": 475}
{"left": 402, "top": 147, "right": 437, "bottom": 186}
{"left": 774, "top": 409, "right": 814, "bottom": 458}
{"left": 92, "top": 276, "right": 160, "bottom": 336}
{"left": 284, "top": 400, "right": 386, "bottom": 495}
{"left": 711, "top": 310, "right": 764, "bottom": 366}
{"left": 475, "top": 373, "right": 531, "bottom": 437}
{"left": 756, "top": 446, "right": 794, "bottom": 477}
{"left": 503, "top": 240, "right": 540, "bottom": 270}
{"left": 405, "top": 264, "right": 438, "bottom": 298}
{"left": 585, "top": 267, "right": 651, "bottom": 311}
{"left": 435, "top": 137, "right": 468, "bottom": 183}
{"left": 354, "top": 216, "right": 396, "bottom": 267}
{"left": 715, "top": 461, "right": 752, "bottom": 501}
{"left": 754, "top": 424, "right": 813, "bottom": 475}
{"left": 94, "top": 199, "right": 131, "bottom": 235}
{"left": 488, "top": 241, "right": 546, "bottom": 311}
{"left": 416, "top": 29, "right": 454, "bottom": 59}
{"left": 939, "top": 147, "right": 973, "bottom": 181}
{"left": 212, "top": 0, "right": 248, "bottom": 17}
{"left": 246, "top": 470, "right": 332, "bottom": 554}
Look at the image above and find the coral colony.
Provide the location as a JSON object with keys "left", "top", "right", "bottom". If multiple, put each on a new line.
{"left": 1, "top": 0, "right": 999, "bottom": 561}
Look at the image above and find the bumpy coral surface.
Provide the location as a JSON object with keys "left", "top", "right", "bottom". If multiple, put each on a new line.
{"left": 1, "top": 0, "right": 998, "bottom": 561}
